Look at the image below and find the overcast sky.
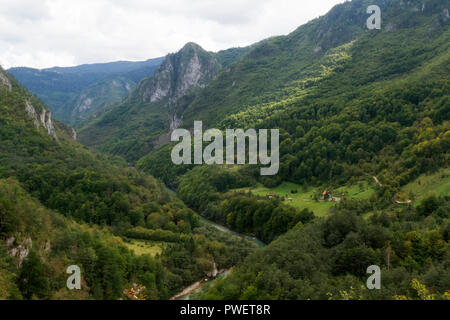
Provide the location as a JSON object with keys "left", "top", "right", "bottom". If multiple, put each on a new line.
{"left": 0, "top": 0, "right": 345, "bottom": 69}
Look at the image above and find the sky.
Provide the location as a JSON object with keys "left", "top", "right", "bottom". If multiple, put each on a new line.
{"left": 0, "top": 0, "right": 346, "bottom": 69}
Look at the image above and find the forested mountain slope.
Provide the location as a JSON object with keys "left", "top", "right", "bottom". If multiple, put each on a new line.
{"left": 138, "top": 0, "right": 449, "bottom": 191}
{"left": 176, "top": 0, "right": 448, "bottom": 129}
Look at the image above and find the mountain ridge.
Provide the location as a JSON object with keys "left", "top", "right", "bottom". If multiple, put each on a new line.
{"left": 8, "top": 57, "right": 164, "bottom": 125}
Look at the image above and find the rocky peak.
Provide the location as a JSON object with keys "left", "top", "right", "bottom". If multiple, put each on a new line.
{"left": 180, "top": 42, "right": 204, "bottom": 53}
{"left": 139, "top": 42, "right": 221, "bottom": 104}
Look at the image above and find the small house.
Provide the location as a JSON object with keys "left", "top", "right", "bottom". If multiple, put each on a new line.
{"left": 322, "top": 190, "right": 331, "bottom": 201}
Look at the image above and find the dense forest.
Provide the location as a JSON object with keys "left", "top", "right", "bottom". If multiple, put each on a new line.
{"left": 198, "top": 194, "right": 449, "bottom": 300}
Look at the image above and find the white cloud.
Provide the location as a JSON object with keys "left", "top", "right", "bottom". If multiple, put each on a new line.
{"left": 0, "top": 0, "right": 345, "bottom": 69}
{"left": 0, "top": 0, "right": 50, "bottom": 21}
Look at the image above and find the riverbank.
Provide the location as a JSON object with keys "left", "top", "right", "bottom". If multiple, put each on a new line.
{"left": 169, "top": 269, "right": 230, "bottom": 300}
{"left": 170, "top": 217, "right": 266, "bottom": 300}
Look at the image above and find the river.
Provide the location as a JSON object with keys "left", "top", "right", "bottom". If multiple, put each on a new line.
{"left": 167, "top": 187, "right": 266, "bottom": 299}
{"left": 171, "top": 217, "right": 266, "bottom": 300}
{"left": 167, "top": 187, "right": 265, "bottom": 247}
{"left": 199, "top": 217, "right": 266, "bottom": 248}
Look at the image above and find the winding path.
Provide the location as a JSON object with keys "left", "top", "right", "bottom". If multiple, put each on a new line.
{"left": 373, "top": 176, "right": 383, "bottom": 187}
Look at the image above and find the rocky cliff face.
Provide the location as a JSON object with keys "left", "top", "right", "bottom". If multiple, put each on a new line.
{"left": 0, "top": 66, "right": 12, "bottom": 91}
{"left": 25, "top": 100, "right": 57, "bottom": 139}
{"left": 70, "top": 77, "right": 136, "bottom": 124}
{"left": 139, "top": 42, "right": 221, "bottom": 105}
{"left": 1, "top": 66, "right": 57, "bottom": 139}
{"left": 7, "top": 235, "right": 33, "bottom": 267}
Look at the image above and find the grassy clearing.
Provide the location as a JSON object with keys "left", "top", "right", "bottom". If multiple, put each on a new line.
{"left": 334, "top": 183, "right": 375, "bottom": 200}
{"left": 232, "top": 181, "right": 375, "bottom": 217}
{"left": 401, "top": 168, "right": 450, "bottom": 202}
{"left": 123, "top": 239, "right": 163, "bottom": 257}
